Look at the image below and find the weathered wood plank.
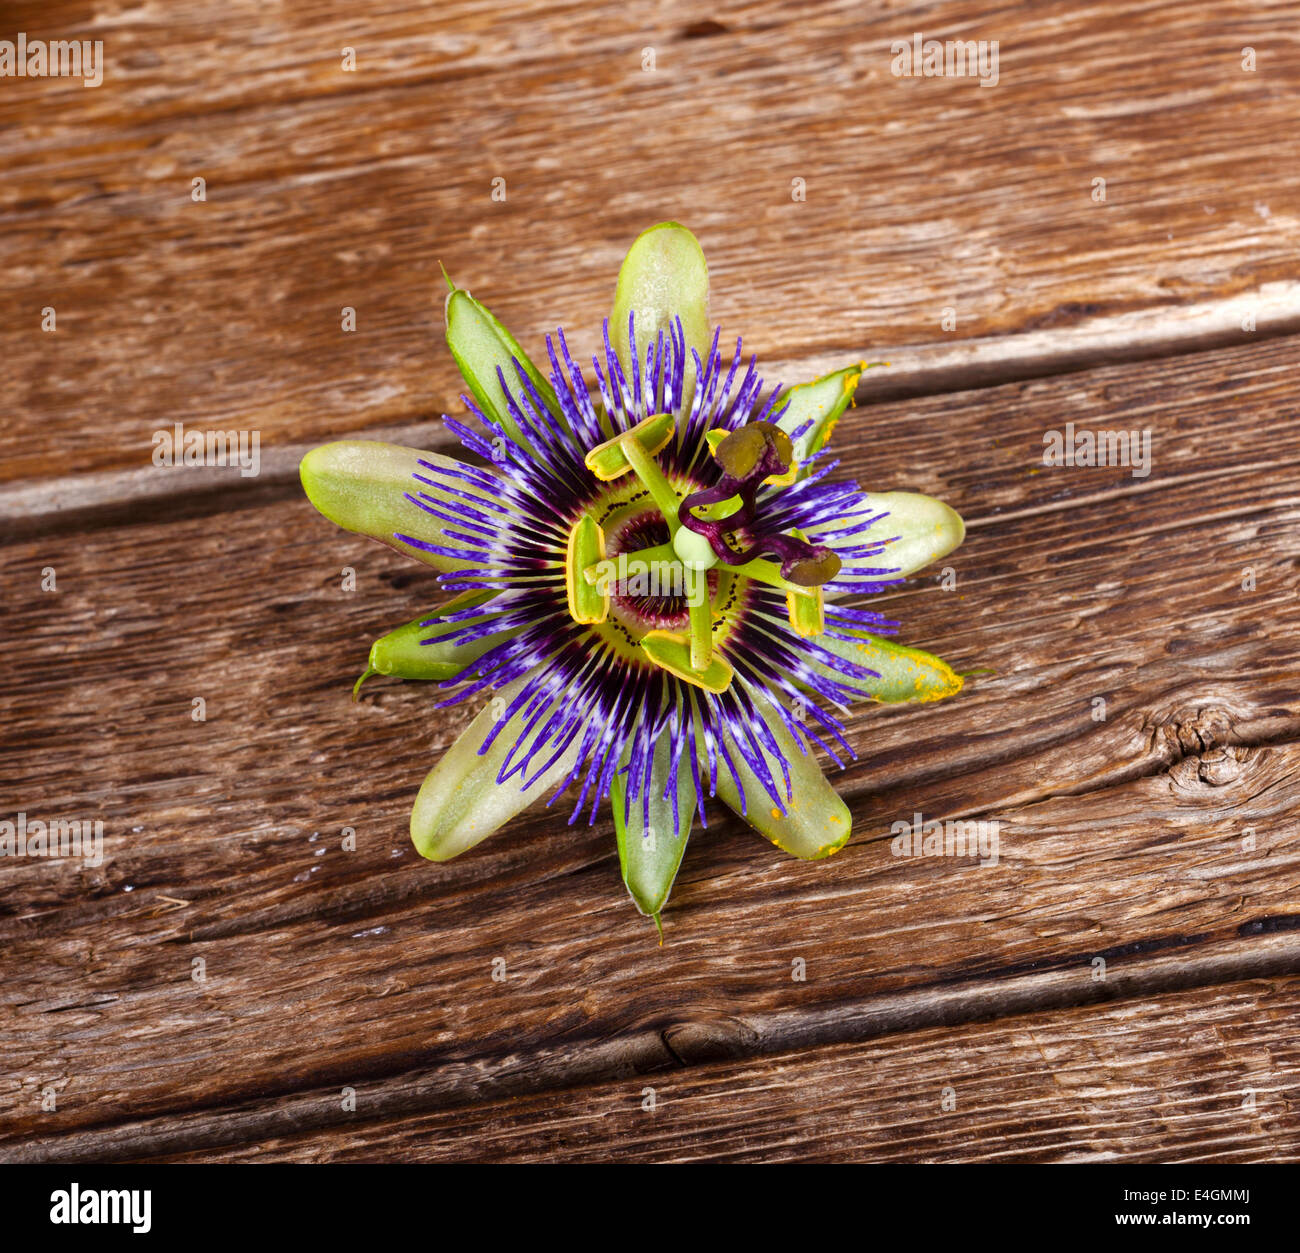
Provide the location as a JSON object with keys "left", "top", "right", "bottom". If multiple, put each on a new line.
{"left": 2, "top": 335, "right": 1297, "bottom": 1158}
{"left": 2, "top": 0, "right": 1298, "bottom": 484}
{"left": 0, "top": 1, "right": 803, "bottom": 128}
{"left": 142, "top": 975, "right": 1300, "bottom": 1164}
{"left": 8, "top": 742, "right": 1296, "bottom": 1158}
{"left": 9, "top": 931, "right": 1300, "bottom": 1163}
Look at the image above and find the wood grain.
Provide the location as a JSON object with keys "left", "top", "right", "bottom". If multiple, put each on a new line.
{"left": 3, "top": 334, "right": 1297, "bottom": 1160}
{"left": 2, "top": 0, "right": 1299, "bottom": 485}
{"left": 143, "top": 976, "right": 1300, "bottom": 1163}
{"left": 4, "top": 0, "right": 1300, "bottom": 1165}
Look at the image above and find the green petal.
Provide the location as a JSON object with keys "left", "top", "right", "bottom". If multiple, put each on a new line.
{"left": 410, "top": 682, "right": 577, "bottom": 862}
{"left": 777, "top": 363, "right": 870, "bottom": 470}
{"left": 709, "top": 720, "right": 851, "bottom": 860}
{"left": 826, "top": 492, "right": 965, "bottom": 581}
{"left": 299, "top": 440, "right": 486, "bottom": 573}
{"left": 444, "top": 284, "right": 561, "bottom": 445}
{"left": 612, "top": 731, "right": 697, "bottom": 928}
{"left": 610, "top": 222, "right": 711, "bottom": 376}
{"left": 815, "top": 632, "right": 964, "bottom": 704}
{"left": 357, "top": 592, "right": 508, "bottom": 693}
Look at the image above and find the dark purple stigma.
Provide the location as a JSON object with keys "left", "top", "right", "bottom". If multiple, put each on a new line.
{"left": 679, "top": 422, "right": 842, "bottom": 587}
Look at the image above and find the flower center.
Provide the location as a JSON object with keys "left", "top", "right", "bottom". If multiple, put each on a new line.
{"left": 564, "top": 416, "right": 842, "bottom": 693}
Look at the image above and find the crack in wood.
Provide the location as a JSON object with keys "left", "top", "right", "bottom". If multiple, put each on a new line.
{"left": 6, "top": 933, "right": 1297, "bottom": 1163}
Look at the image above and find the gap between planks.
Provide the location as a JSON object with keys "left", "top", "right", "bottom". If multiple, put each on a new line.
{"left": 2, "top": 282, "right": 1296, "bottom": 537}
{"left": 6, "top": 930, "right": 1298, "bottom": 1163}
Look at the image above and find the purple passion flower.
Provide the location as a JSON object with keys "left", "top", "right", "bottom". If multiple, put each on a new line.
{"left": 300, "top": 223, "right": 966, "bottom": 934}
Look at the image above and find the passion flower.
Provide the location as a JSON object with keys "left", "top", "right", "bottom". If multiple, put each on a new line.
{"left": 301, "top": 223, "right": 966, "bottom": 934}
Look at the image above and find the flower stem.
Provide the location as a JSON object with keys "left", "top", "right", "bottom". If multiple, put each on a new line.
{"left": 631, "top": 541, "right": 679, "bottom": 566}
{"left": 733, "top": 555, "right": 817, "bottom": 598}
{"left": 620, "top": 434, "right": 681, "bottom": 534}
{"left": 686, "top": 566, "right": 713, "bottom": 670}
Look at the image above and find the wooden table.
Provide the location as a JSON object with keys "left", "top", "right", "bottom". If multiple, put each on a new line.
{"left": 2, "top": 0, "right": 1298, "bottom": 1163}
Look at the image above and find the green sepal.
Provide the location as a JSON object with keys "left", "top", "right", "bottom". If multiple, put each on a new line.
{"left": 708, "top": 719, "right": 851, "bottom": 860}
{"left": 819, "top": 491, "right": 965, "bottom": 583}
{"left": 410, "top": 679, "right": 578, "bottom": 862}
{"left": 355, "top": 591, "right": 503, "bottom": 695}
{"left": 299, "top": 440, "right": 483, "bottom": 574}
{"left": 610, "top": 222, "right": 711, "bottom": 379}
{"left": 777, "top": 363, "right": 880, "bottom": 471}
{"left": 815, "top": 631, "right": 964, "bottom": 703}
{"left": 612, "top": 732, "right": 698, "bottom": 932}
{"left": 444, "top": 284, "right": 561, "bottom": 446}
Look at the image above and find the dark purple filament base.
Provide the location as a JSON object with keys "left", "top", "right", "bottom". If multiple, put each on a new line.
{"left": 609, "top": 513, "right": 719, "bottom": 629}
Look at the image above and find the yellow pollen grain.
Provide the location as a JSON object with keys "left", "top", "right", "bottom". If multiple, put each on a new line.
{"left": 770, "top": 807, "right": 783, "bottom": 820}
